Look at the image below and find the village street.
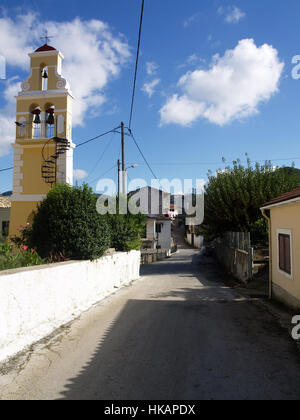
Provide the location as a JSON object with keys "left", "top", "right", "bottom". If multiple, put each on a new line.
{"left": 1, "top": 242, "right": 300, "bottom": 400}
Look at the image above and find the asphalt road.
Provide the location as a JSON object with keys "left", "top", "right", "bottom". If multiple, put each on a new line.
{"left": 1, "top": 246, "right": 300, "bottom": 400}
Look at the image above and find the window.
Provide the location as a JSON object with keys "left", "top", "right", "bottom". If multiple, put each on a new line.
{"left": 46, "top": 106, "right": 55, "bottom": 138}
{"left": 278, "top": 233, "right": 292, "bottom": 275}
{"left": 33, "top": 122, "right": 41, "bottom": 139}
{"left": 156, "top": 223, "right": 162, "bottom": 234}
{"left": 2, "top": 221, "right": 9, "bottom": 237}
{"left": 31, "top": 106, "right": 41, "bottom": 139}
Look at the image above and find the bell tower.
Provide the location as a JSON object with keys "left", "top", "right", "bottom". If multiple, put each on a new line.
{"left": 9, "top": 43, "right": 75, "bottom": 236}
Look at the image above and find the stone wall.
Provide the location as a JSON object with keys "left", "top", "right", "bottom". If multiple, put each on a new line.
{"left": 215, "top": 242, "right": 253, "bottom": 284}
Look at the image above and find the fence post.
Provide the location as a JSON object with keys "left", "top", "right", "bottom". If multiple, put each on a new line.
{"left": 248, "top": 247, "right": 254, "bottom": 280}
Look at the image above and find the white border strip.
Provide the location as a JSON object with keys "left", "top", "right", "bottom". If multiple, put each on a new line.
{"left": 10, "top": 194, "right": 47, "bottom": 202}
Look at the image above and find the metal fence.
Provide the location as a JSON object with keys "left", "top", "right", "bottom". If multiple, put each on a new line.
{"left": 222, "top": 232, "right": 251, "bottom": 252}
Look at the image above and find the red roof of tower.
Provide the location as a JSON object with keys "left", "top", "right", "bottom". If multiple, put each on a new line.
{"left": 35, "top": 44, "right": 57, "bottom": 53}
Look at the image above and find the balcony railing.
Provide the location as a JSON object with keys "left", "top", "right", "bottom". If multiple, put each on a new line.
{"left": 16, "top": 117, "right": 66, "bottom": 140}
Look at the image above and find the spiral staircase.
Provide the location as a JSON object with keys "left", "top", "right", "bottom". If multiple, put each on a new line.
{"left": 41, "top": 137, "right": 71, "bottom": 185}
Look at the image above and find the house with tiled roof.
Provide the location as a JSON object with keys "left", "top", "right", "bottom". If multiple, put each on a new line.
{"left": 261, "top": 186, "right": 300, "bottom": 310}
{"left": 0, "top": 196, "right": 11, "bottom": 239}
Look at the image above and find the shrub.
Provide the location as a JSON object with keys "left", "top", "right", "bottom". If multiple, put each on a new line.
{"left": 24, "top": 184, "right": 111, "bottom": 260}
{"left": 0, "top": 243, "right": 46, "bottom": 271}
{"left": 107, "top": 209, "right": 146, "bottom": 252}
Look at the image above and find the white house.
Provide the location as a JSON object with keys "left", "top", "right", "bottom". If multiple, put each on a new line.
{"left": 146, "top": 215, "right": 172, "bottom": 251}
{"left": 129, "top": 187, "right": 174, "bottom": 252}
{"left": 129, "top": 186, "right": 171, "bottom": 215}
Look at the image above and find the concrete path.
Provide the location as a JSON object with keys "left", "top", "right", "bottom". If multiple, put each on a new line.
{"left": 1, "top": 247, "right": 300, "bottom": 400}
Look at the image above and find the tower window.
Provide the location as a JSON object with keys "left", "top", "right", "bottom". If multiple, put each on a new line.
{"left": 46, "top": 106, "right": 55, "bottom": 138}
{"left": 32, "top": 106, "right": 41, "bottom": 139}
{"left": 42, "top": 67, "right": 48, "bottom": 91}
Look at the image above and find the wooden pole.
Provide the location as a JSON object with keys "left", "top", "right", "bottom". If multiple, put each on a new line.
{"left": 117, "top": 159, "right": 121, "bottom": 197}
{"left": 121, "top": 122, "right": 126, "bottom": 194}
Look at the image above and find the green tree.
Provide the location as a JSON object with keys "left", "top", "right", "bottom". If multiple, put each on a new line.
{"left": 106, "top": 196, "right": 146, "bottom": 252}
{"left": 199, "top": 159, "right": 299, "bottom": 243}
{"left": 24, "top": 184, "right": 111, "bottom": 260}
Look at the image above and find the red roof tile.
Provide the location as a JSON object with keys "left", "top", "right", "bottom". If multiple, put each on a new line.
{"left": 35, "top": 44, "right": 56, "bottom": 53}
{"left": 263, "top": 186, "right": 300, "bottom": 207}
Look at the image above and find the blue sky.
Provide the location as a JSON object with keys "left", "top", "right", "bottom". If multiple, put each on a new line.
{"left": 0, "top": 0, "right": 300, "bottom": 194}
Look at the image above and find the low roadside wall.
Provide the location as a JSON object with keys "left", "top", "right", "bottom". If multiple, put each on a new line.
{"left": 215, "top": 242, "right": 252, "bottom": 284}
{"left": 0, "top": 250, "right": 141, "bottom": 363}
{"left": 186, "top": 233, "right": 204, "bottom": 249}
{"left": 141, "top": 249, "right": 170, "bottom": 265}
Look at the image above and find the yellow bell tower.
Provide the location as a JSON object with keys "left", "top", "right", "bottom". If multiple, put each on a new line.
{"left": 9, "top": 43, "right": 75, "bottom": 236}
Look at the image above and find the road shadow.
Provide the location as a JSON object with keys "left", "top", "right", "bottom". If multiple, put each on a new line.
{"left": 57, "top": 250, "right": 300, "bottom": 400}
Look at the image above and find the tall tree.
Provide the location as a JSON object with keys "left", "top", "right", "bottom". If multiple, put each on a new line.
{"left": 199, "top": 158, "right": 299, "bottom": 243}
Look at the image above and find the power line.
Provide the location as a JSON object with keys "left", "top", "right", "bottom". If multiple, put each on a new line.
{"left": 75, "top": 126, "right": 121, "bottom": 148}
{"left": 128, "top": 129, "right": 159, "bottom": 180}
{"left": 126, "top": 157, "right": 300, "bottom": 167}
{"left": 0, "top": 126, "right": 119, "bottom": 175}
{"left": 88, "top": 164, "right": 118, "bottom": 186}
{"left": 86, "top": 132, "right": 116, "bottom": 180}
{"left": 128, "top": 0, "right": 145, "bottom": 130}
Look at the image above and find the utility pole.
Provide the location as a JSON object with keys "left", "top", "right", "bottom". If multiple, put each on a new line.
{"left": 121, "top": 122, "right": 126, "bottom": 195}
{"left": 117, "top": 159, "right": 121, "bottom": 197}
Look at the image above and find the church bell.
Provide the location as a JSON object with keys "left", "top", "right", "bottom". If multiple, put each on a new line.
{"left": 46, "top": 107, "right": 55, "bottom": 125}
{"left": 32, "top": 107, "right": 41, "bottom": 124}
{"left": 33, "top": 114, "right": 41, "bottom": 124}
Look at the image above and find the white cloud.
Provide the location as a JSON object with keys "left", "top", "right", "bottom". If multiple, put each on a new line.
{"left": 160, "top": 39, "right": 284, "bottom": 127}
{"left": 0, "top": 12, "right": 131, "bottom": 156}
{"left": 73, "top": 169, "right": 88, "bottom": 180}
{"left": 178, "top": 54, "right": 206, "bottom": 70}
{"left": 142, "top": 78, "right": 161, "bottom": 98}
{"left": 146, "top": 62, "right": 158, "bottom": 76}
{"left": 207, "top": 35, "right": 221, "bottom": 49}
{"left": 225, "top": 7, "right": 246, "bottom": 23}
{"left": 0, "top": 114, "right": 14, "bottom": 157}
{"left": 0, "top": 13, "right": 36, "bottom": 69}
{"left": 0, "top": 77, "right": 21, "bottom": 157}
{"left": 218, "top": 6, "right": 246, "bottom": 24}
{"left": 160, "top": 94, "right": 204, "bottom": 126}
{"left": 183, "top": 13, "right": 201, "bottom": 28}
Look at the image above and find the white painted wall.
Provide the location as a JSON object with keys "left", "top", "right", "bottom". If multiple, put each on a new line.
{"left": 157, "top": 220, "right": 172, "bottom": 250}
{"left": 146, "top": 218, "right": 172, "bottom": 250}
{"left": 146, "top": 219, "right": 156, "bottom": 241}
{"left": 0, "top": 251, "right": 140, "bottom": 363}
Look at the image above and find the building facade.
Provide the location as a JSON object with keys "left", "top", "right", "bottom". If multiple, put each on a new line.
{"left": 146, "top": 215, "right": 172, "bottom": 251}
{"left": 9, "top": 44, "right": 74, "bottom": 236}
{"left": 261, "top": 187, "right": 300, "bottom": 310}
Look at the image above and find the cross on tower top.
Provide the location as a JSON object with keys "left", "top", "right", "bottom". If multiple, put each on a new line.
{"left": 40, "top": 30, "right": 53, "bottom": 45}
